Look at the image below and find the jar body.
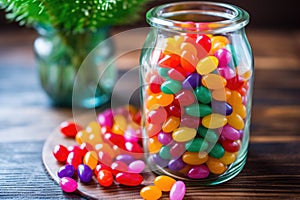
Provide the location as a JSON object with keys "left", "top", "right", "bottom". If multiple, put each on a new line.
{"left": 34, "top": 26, "right": 116, "bottom": 108}
{"left": 140, "top": 2, "right": 253, "bottom": 185}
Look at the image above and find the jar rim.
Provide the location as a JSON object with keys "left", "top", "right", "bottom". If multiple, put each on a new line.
{"left": 146, "top": 1, "right": 249, "bottom": 34}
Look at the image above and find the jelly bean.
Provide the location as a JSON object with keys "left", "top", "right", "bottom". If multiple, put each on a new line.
{"left": 182, "top": 73, "right": 202, "bottom": 89}
{"left": 174, "top": 89, "right": 195, "bottom": 106}
{"left": 85, "top": 121, "right": 101, "bottom": 135}
{"left": 222, "top": 139, "right": 240, "bottom": 152}
{"left": 182, "top": 151, "right": 208, "bottom": 165}
{"left": 226, "top": 75, "right": 244, "bottom": 90}
{"left": 77, "top": 164, "right": 93, "bottom": 183}
{"left": 140, "top": 185, "right": 162, "bottom": 200}
{"left": 97, "top": 169, "right": 114, "bottom": 187}
{"left": 196, "top": 56, "right": 218, "bottom": 75}
{"left": 79, "top": 142, "right": 94, "bottom": 154}
{"left": 211, "top": 101, "right": 233, "bottom": 116}
{"left": 158, "top": 67, "right": 169, "bottom": 78}
{"left": 162, "top": 116, "right": 180, "bottom": 133}
{"left": 159, "top": 145, "right": 171, "bottom": 160}
{"left": 68, "top": 145, "right": 85, "bottom": 158}
{"left": 227, "top": 112, "right": 244, "bottom": 130}
{"left": 57, "top": 164, "right": 75, "bottom": 178}
{"left": 227, "top": 91, "right": 243, "bottom": 106}
{"left": 151, "top": 153, "right": 169, "bottom": 167}
{"left": 60, "top": 177, "right": 77, "bottom": 193}
{"left": 98, "top": 151, "right": 113, "bottom": 166}
{"left": 94, "top": 143, "right": 115, "bottom": 158}
{"left": 219, "top": 151, "right": 237, "bottom": 165}
{"left": 221, "top": 124, "right": 240, "bottom": 140}
{"left": 180, "top": 42, "right": 198, "bottom": 56}
{"left": 111, "top": 160, "right": 128, "bottom": 175}
{"left": 146, "top": 123, "right": 162, "bottom": 137}
{"left": 115, "top": 172, "right": 143, "bottom": 186}
{"left": 128, "top": 160, "right": 145, "bottom": 173}
{"left": 202, "top": 74, "right": 226, "bottom": 90}
{"left": 163, "top": 38, "right": 181, "bottom": 55}
{"left": 180, "top": 114, "right": 201, "bottom": 129}
{"left": 147, "top": 106, "right": 168, "bottom": 124}
{"left": 168, "top": 157, "right": 186, "bottom": 171}
{"left": 156, "top": 92, "right": 174, "bottom": 107}
{"left": 214, "top": 48, "right": 232, "bottom": 67}
{"left": 53, "top": 144, "right": 69, "bottom": 163}
{"left": 66, "top": 151, "right": 82, "bottom": 170}
{"left": 115, "top": 154, "right": 135, "bottom": 165}
{"left": 195, "top": 86, "right": 211, "bottom": 104}
{"left": 217, "top": 66, "right": 236, "bottom": 80}
{"left": 170, "top": 181, "right": 186, "bottom": 200}
{"left": 202, "top": 114, "right": 227, "bottom": 129}
{"left": 112, "top": 114, "right": 128, "bottom": 134}
{"left": 212, "top": 88, "right": 231, "bottom": 101}
{"left": 124, "top": 127, "right": 139, "bottom": 143}
{"left": 185, "top": 103, "right": 212, "bottom": 117}
{"left": 206, "top": 157, "right": 227, "bottom": 175}
{"left": 180, "top": 50, "right": 197, "bottom": 72}
{"left": 197, "top": 126, "right": 219, "bottom": 143}
{"left": 161, "top": 79, "right": 182, "bottom": 94}
{"left": 60, "top": 121, "right": 83, "bottom": 138}
{"left": 87, "top": 132, "right": 103, "bottom": 146}
{"left": 172, "top": 127, "right": 197, "bottom": 142}
{"left": 209, "top": 143, "right": 225, "bottom": 158}
{"left": 169, "top": 142, "right": 186, "bottom": 158}
{"left": 149, "top": 73, "right": 164, "bottom": 93}
{"left": 124, "top": 141, "right": 144, "bottom": 158}
{"left": 97, "top": 109, "right": 113, "bottom": 128}
{"left": 233, "top": 103, "right": 246, "bottom": 119}
{"left": 104, "top": 132, "right": 126, "bottom": 149}
{"left": 185, "top": 138, "right": 209, "bottom": 152}
{"left": 158, "top": 54, "right": 181, "bottom": 68}
{"left": 154, "top": 175, "right": 176, "bottom": 192}
{"left": 168, "top": 67, "right": 186, "bottom": 81}
{"left": 158, "top": 132, "right": 173, "bottom": 145}
{"left": 75, "top": 130, "right": 90, "bottom": 145}
{"left": 148, "top": 136, "right": 163, "bottom": 153}
{"left": 187, "top": 165, "right": 210, "bottom": 179}
{"left": 166, "top": 103, "right": 182, "bottom": 118}
{"left": 195, "top": 34, "right": 211, "bottom": 53}
{"left": 94, "top": 163, "right": 112, "bottom": 176}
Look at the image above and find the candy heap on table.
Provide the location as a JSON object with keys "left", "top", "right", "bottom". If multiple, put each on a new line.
{"left": 53, "top": 105, "right": 186, "bottom": 200}
{"left": 143, "top": 32, "right": 251, "bottom": 178}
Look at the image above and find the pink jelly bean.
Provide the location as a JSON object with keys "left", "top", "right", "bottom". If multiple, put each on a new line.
{"left": 180, "top": 114, "right": 201, "bottom": 128}
{"left": 214, "top": 48, "right": 232, "bottom": 67}
{"left": 128, "top": 160, "right": 145, "bottom": 173}
{"left": 98, "top": 109, "right": 113, "bottom": 128}
{"left": 221, "top": 124, "right": 240, "bottom": 140}
{"left": 174, "top": 89, "right": 195, "bottom": 106}
{"left": 147, "top": 107, "right": 168, "bottom": 124}
{"left": 124, "top": 127, "right": 139, "bottom": 143}
{"left": 187, "top": 165, "right": 210, "bottom": 179}
{"left": 59, "top": 177, "right": 78, "bottom": 193}
{"left": 217, "top": 66, "right": 236, "bottom": 80}
{"left": 170, "top": 181, "right": 186, "bottom": 200}
{"left": 170, "top": 142, "right": 186, "bottom": 158}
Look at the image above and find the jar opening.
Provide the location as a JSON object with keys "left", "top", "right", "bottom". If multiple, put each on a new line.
{"left": 146, "top": 1, "right": 249, "bottom": 34}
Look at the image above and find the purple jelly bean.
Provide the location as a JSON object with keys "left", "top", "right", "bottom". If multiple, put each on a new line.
{"left": 180, "top": 115, "right": 200, "bottom": 128}
{"left": 214, "top": 48, "right": 232, "bottom": 67}
{"left": 218, "top": 66, "right": 236, "bottom": 80}
{"left": 170, "top": 181, "right": 186, "bottom": 200}
{"left": 212, "top": 101, "right": 232, "bottom": 116}
{"left": 158, "top": 132, "right": 173, "bottom": 145}
{"left": 169, "top": 142, "right": 186, "bottom": 158}
{"left": 57, "top": 164, "right": 75, "bottom": 178}
{"left": 187, "top": 165, "right": 210, "bottom": 179}
{"left": 152, "top": 153, "right": 169, "bottom": 167}
{"left": 168, "top": 157, "right": 186, "bottom": 171}
{"left": 128, "top": 160, "right": 145, "bottom": 173}
{"left": 77, "top": 164, "right": 93, "bottom": 183}
{"left": 60, "top": 177, "right": 78, "bottom": 193}
{"left": 115, "top": 154, "right": 135, "bottom": 165}
{"left": 221, "top": 124, "right": 240, "bottom": 140}
{"left": 124, "top": 128, "right": 139, "bottom": 143}
{"left": 97, "top": 109, "right": 113, "bottom": 128}
{"left": 182, "top": 73, "right": 202, "bottom": 89}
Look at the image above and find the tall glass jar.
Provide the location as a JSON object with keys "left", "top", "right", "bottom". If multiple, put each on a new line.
{"left": 140, "top": 2, "right": 253, "bottom": 185}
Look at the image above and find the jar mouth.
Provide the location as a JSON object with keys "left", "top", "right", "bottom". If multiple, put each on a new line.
{"left": 146, "top": 1, "right": 249, "bottom": 34}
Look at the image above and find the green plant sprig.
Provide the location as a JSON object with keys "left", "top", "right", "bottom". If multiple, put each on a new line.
{"left": 0, "top": 0, "right": 150, "bottom": 34}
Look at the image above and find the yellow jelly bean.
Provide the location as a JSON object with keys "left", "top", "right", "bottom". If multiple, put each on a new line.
{"left": 156, "top": 92, "right": 174, "bottom": 107}
{"left": 85, "top": 121, "right": 101, "bottom": 135}
{"left": 180, "top": 42, "right": 198, "bottom": 56}
{"left": 227, "top": 91, "right": 243, "bottom": 106}
{"left": 233, "top": 104, "right": 246, "bottom": 119}
{"left": 113, "top": 114, "right": 127, "bottom": 132}
{"left": 202, "top": 74, "right": 227, "bottom": 90}
{"left": 172, "top": 127, "right": 197, "bottom": 142}
{"left": 182, "top": 151, "right": 208, "bottom": 165}
{"left": 196, "top": 56, "right": 219, "bottom": 75}
{"left": 219, "top": 151, "right": 237, "bottom": 165}
{"left": 212, "top": 88, "right": 231, "bottom": 101}
{"left": 148, "top": 136, "right": 163, "bottom": 153}
{"left": 164, "top": 37, "right": 181, "bottom": 55}
{"left": 88, "top": 133, "right": 103, "bottom": 146}
{"left": 206, "top": 157, "right": 227, "bottom": 175}
{"left": 162, "top": 116, "right": 180, "bottom": 133}
{"left": 146, "top": 94, "right": 158, "bottom": 110}
{"left": 83, "top": 151, "right": 98, "bottom": 170}
{"left": 209, "top": 36, "right": 230, "bottom": 55}
{"left": 202, "top": 114, "right": 227, "bottom": 129}
{"left": 227, "top": 112, "right": 244, "bottom": 130}
{"left": 154, "top": 175, "right": 176, "bottom": 192}
{"left": 75, "top": 130, "right": 90, "bottom": 145}
{"left": 140, "top": 185, "right": 162, "bottom": 200}
{"left": 94, "top": 143, "right": 115, "bottom": 158}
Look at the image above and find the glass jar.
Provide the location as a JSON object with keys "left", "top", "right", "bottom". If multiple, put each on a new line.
{"left": 33, "top": 25, "right": 116, "bottom": 108}
{"left": 140, "top": 2, "right": 253, "bottom": 185}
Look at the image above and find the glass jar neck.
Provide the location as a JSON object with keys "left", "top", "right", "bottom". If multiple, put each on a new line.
{"left": 146, "top": 1, "right": 249, "bottom": 34}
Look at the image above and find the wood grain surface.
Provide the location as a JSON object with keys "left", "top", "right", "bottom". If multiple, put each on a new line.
{"left": 0, "top": 28, "right": 300, "bottom": 199}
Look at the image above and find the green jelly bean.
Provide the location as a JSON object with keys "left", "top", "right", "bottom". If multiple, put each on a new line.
{"left": 209, "top": 143, "right": 225, "bottom": 158}
{"left": 159, "top": 145, "right": 171, "bottom": 159}
{"left": 226, "top": 44, "right": 238, "bottom": 67}
{"left": 195, "top": 86, "right": 212, "bottom": 104}
{"left": 198, "top": 126, "right": 219, "bottom": 143}
{"left": 158, "top": 67, "right": 169, "bottom": 78}
{"left": 161, "top": 80, "right": 182, "bottom": 94}
{"left": 185, "top": 138, "right": 209, "bottom": 152}
{"left": 185, "top": 104, "right": 212, "bottom": 117}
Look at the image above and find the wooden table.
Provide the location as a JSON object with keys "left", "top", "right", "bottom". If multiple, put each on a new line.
{"left": 0, "top": 27, "right": 300, "bottom": 199}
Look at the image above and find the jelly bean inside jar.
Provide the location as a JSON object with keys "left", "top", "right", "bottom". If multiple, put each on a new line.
{"left": 140, "top": 1, "right": 253, "bottom": 185}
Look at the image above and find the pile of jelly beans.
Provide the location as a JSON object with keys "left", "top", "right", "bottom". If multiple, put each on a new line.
{"left": 143, "top": 32, "right": 251, "bottom": 179}
{"left": 53, "top": 105, "right": 186, "bottom": 199}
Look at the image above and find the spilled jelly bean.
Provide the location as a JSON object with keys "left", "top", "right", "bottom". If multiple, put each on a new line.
{"left": 60, "top": 177, "right": 78, "bottom": 193}
{"left": 170, "top": 181, "right": 186, "bottom": 200}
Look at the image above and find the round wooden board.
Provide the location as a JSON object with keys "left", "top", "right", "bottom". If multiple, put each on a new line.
{"left": 42, "top": 110, "right": 157, "bottom": 200}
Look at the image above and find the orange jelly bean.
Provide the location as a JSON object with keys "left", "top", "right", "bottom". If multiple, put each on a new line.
{"left": 154, "top": 175, "right": 176, "bottom": 192}
{"left": 148, "top": 136, "right": 163, "bottom": 153}
{"left": 206, "top": 157, "right": 227, "bottom": 175}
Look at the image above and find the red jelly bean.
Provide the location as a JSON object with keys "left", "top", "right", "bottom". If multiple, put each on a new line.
{"left": 66, "top": 152, "right": 82, "bottom": 170}
{"left": 104, "top": 132, "right": 126, "bottom": 149}
{"left": 111, "top": 161, "right": 129, "bottom": 175}
{"left": 53, "top": 144, "right": 69, "bottom": 163}
{"left": 226, "top": 75, "right": 244, "bottom": 90}
{"left": 158, "top": 54, "right": 181, "bottom": 68}
{"left": 115, "top": 172, "right": 143, "bottom": 186}
{"left": 60, "top": 121, "right": 83, "bottom": 138}
{"left": 97, "top": 169, "right": 114, "bottom": 187}
{"left": 125, "top": 141, "right": 143, "bottom": 159}
{"left": 94, "top": 163, "right": 112, "bottom": 176}
{"left": 147, "top": 107, "right": 168, "bottom": 124}
{"left": 149, "top": 74, "right": 164, "bottom": 93}
{"left": 168, "top": 67, "right": 186, "bottom": 81}
{"left": 166, "top": 103, "right": 183, "bottom": 118}
{"left": 222, "top": 139, "right": 240, "bottom": 152}
{"left": 68, "top": 145, "right": 86, "bottom": 158}
{"left": 180, "top": 50, "right": 197, "bottom": 73}
{"left": 196, "top": 34, "right": 212, "bottom": 53}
